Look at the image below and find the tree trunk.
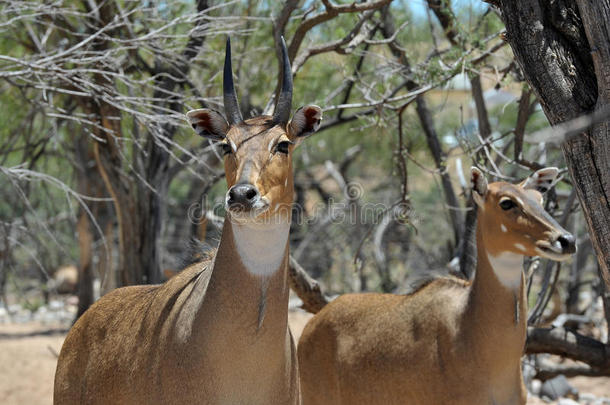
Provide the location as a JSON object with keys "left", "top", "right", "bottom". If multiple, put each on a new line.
{"left": 135, "top": 0, "right": 211, "bottom": 284}
{"left": 74, "top": 133, "right": 107, "bottom": 317}
{"left": 497, "top": 0, "right": 610, "bottom": 286}
{"left": 74, "top": 0, "right": 211, "bottom": 287}
{"left": 75, "top": 210, "right": 94, "bottom": 320}
{"left": 98, "top": 218, "right": 116, "bottom": 295}
{"left": 92, "top": 102, "right": 147, "bottom": 286}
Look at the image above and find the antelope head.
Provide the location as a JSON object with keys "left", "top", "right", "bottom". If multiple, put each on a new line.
{"left": 187, "top": 38, "right": 322, "bottom": 225}
{"left": 471, "top": 167, "right": 576, "bottom": 261}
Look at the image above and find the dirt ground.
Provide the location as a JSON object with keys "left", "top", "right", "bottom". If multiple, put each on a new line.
{"left": 0, "top": 311, "right": 608, "bottom": 405}
{"left": 0, "top": 322, "right": 67, "bottom": 405}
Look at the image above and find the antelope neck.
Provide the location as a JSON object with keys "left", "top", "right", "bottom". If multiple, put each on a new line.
{"left": 485, "top": 251, "right": 523, "bottom": 291}
{"left": 229, "top": 216, "right": 291, "bottom": 276}
{"left": 477, "top": 214, "right": 524, "bottom": 292}
{"left": 460, "top": 218, "right": 528, "bottom": 371}
{"left": 199, "top": 214, "right": 292, "bottom": 335}
{"left": 469, "top": 217, "right": 527, "bottom": 330}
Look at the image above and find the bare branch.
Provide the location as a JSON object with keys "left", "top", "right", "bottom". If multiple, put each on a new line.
{"left": 292, "top": 10, "right": 376, "bottom": 73}
{"left": 527, "top": 326, "right": 610, "bottom": 370}
{"left": 288, "top": 256, "right": 330, "bottom": 314}
{"left": 288, "top": 0, "right": 393, "bottom": 61}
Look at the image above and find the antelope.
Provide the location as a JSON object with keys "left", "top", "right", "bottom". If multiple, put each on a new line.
{"left": 54, "top": 37, "right": 322, "bottom": 405}
{"left": 298, "top": 167, "right": 576, "bottom": 405}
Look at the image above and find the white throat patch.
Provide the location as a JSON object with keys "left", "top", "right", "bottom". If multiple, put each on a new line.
{"left": 487, "top": 251, "right": 523, "bottom": 290}
{"left": 231, "top": 219, "right": 290, "bottom": 276}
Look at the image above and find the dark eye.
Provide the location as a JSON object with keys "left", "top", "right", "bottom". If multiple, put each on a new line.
{"left": 220, "top": 143, "right": 233, "bottom": 156}
{"left": 499, "top": 199, "right": 516, "bottom": 210}
{"left": 276, "top": 140, "right": 292, "bottom": 154}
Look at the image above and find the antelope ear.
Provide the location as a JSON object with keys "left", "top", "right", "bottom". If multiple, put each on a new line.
{"left": 471, "top": 167, "right": 488, "bottom": 206}
{"left": 186, "top": 109, "right": 229, "bottom": 141}
{"left": 288, "top": 105, "right": 322, "bottom": 141}
{"left": 520, "top": 167, "right": 559, "bottom": 193}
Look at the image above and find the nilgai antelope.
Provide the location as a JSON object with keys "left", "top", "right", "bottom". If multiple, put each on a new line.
{"left": 54, "top": 37, "right": 322, "bottom": 405}
{"left": 298, "top": 167, "right": 576, "bottom": 405}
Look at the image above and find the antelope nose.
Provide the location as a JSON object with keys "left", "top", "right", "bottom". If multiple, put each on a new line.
{"left": 557, "top": 233, "right": 576, "bottom": 254}
{"left": 227, "top": 184, "right": 259, "bottom": 209}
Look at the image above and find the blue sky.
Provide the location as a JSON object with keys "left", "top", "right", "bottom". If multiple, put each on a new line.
{"left": 408, "top": 0, "right": 487, "bottom": 17}
{"left": 298, "top": 0, "right": 488, "bottom": 16}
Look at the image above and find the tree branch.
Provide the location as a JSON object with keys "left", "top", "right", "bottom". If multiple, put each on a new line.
{"left": 526, "top": 326, "right": 610, "bottom": 369}
{"left": 288, "top": 0, "right": 393, "bottom": 61}
{"left": 288, "top": 256, "right": 330, "bottom": 314}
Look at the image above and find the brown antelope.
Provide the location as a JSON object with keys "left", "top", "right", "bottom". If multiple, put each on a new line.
{"left": 54, "top": 37, "right": 322, "bottom": 405}
{"left": 298, "top": 167, "right": 576, "bottom": 405}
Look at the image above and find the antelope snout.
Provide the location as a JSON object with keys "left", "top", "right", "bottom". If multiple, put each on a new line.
{"left": 555, "top": 233, "right": 576, "bottom": 255}
{"left": 227, "top": 183, "right": 260, "bottom": 211}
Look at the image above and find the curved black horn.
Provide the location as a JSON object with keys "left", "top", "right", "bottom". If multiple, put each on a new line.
{"left": 223, "top": 37, "right": 243, "bottom": 125}
{"left": 272, "top": 36, "right": 293, "bottom": 125}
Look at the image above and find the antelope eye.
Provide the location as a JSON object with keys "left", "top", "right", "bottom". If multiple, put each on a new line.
{"left": 220, "top": 143, "right": 233, "bottom": 156}
{"left": 499, "top": 199, "right": 516, "bottom": 210}
{"left": 276, "top": 140, "right": 292, "bottom": 154}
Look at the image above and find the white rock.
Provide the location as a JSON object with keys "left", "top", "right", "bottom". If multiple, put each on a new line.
{"left": 530, "top": 379, "right": 542, "bottom": 395}
{"left": 49, "top": 300, "right": 64, "bottom": 310}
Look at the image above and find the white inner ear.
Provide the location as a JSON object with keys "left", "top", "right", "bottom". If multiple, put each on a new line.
{"left": 290, "top": 111, "right": 306, "bottom": 131}
{"left": 536, "top": 167, "right": 559, "bottom": 181}
{"left": 470, "top": 167, "right": 488, "bottom": 197}
{"left": 290, "top": 105, "right": 322, "bottom": 138}
{"left": 186, "top": 109, "right": 228, "bottom": 138}
{"left": 522, "top": 167, "right": 559, "bottom": 191}
{"left": 521, "top": 174, "right": 538, "bottom": 190}
{"left": 472, "top": 191, "right": 484, "bottom": 207}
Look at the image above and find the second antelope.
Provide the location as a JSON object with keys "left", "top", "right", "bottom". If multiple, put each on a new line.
{"left": 298, "top": 167, "right": 576, "bottom": 405}
{"left": 54, "top": 37, "right": 322, "bottom": 404}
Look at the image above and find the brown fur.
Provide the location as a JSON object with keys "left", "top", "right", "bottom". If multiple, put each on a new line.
{"left": 223, "top": 117, "right": 296, "bottom": 216}
{"left": 298, "top": 172, "right": 573, "bottom": 405}
{"left": 55, "top": 219, "right": 299, "bottom": 405}
{"left": 55, "top": 108, "right": 322, "bottom": 404}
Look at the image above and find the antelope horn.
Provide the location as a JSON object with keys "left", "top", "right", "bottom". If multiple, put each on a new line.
{"left": 223, "top": 37, "right": 243, "bottom": 125}
{"left": 272, "top": 36, "right": 293, "bottom": 125}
